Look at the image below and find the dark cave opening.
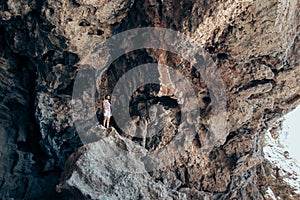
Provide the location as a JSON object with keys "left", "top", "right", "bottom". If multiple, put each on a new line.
{"left": 93, "top": 47, "right": 209, "bottom": 151}
{"left": 96, "top": 56, "right": 182, "bottom": 150}
{"left": 4, "top": 50, "right": 48, "bottom": 169}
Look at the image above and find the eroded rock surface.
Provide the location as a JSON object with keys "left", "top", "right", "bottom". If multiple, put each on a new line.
{"left": 0, "top": 0, "right": 300, "bottom": 199}
{"left": 57, "top": 126, "right": 188, "bottom": 200}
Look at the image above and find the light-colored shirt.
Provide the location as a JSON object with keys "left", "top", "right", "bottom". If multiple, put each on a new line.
{"left": 103, "top": 99, "right": 111, "bottom": 111}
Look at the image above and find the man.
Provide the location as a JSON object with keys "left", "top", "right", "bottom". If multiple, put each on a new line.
{"left": 102, "top": 95, "right": 112, "bottom": 128}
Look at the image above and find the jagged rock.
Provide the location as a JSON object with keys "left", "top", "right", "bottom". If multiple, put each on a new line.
{"left": 56, "top": 127, "right": 187, "bottom": 200}
{"left": 262, "top": 123, "right": 300, "bottom": 199}
{"left": 0, "top": 0, "right": 299, "bottom": 199}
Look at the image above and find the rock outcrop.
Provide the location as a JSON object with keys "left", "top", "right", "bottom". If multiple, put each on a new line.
{"left": 0, "top": 0, "right": 299, "bottom": 199}
{"left": 57, "top": 126, "right": 188, "bottom": 199}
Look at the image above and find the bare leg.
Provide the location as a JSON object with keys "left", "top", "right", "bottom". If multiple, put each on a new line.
{"left": 107, "top": 118, "right": 110, "bottom": 128}
{"left": 103, "top": 117, "right": 107, "bottom": 127}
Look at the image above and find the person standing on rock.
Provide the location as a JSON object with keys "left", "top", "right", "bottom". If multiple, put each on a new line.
{"left": 102, "top": 95, "right": 112, "bottom": 128}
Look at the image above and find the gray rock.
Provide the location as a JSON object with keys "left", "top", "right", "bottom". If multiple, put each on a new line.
{"left": 57, "top": 128, "right": 186, "bottom": 199}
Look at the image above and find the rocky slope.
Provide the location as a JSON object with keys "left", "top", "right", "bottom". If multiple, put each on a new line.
{"left": 0, "top": 0, "right": 300, "bottom": 199}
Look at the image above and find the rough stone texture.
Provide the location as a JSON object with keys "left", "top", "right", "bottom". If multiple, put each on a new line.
{"left": 57, "top": 126, "right": 188, "bottom": 200}
{"left": 262, "top": 122, "right": 300, "bottom": 199}
{"left": 0, "top": 0, "right": 300, "bottom": 199}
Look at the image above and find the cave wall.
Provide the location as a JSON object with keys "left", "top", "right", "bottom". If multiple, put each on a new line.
{"left": 0, "top": 0, "right": 300, "bottom": 199}
{"left": 0, "top": 0, "right": 81, "bottom": 198}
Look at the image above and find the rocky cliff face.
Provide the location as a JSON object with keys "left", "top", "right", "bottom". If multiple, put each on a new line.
{"left": 0, "top": 0, "right": 300, "bottom": 199}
